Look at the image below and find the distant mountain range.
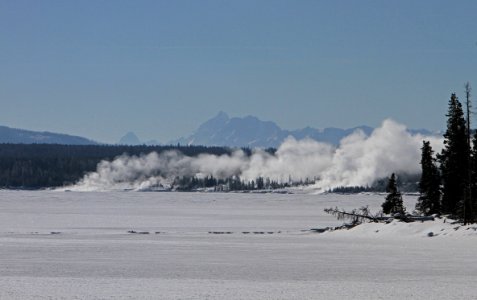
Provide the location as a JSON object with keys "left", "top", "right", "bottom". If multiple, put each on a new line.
{"left": 0, "top": 125, "right": 97, "bottom": 145}
{"left": 0, "top": 113, "right": 436, "bottom": 147}
{"left": 117, "top": 132, "right": 160, "bottom": 146}
{"left": 118, "top": 132, "right": 142, "bottom": 145}
{"left": 170, "top": 112, "right": 436, "bottom": 148}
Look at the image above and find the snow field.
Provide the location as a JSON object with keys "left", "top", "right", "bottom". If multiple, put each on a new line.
{"left": 0, "top": 191, "right": 476, "bottom": 299}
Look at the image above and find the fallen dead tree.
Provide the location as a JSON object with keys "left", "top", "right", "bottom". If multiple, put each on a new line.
{"left": 324, "top": 206, "right": 387, "bottom": 224}
{"left": 318, "top": 207, "right": 436, "bottom": 233}
{"left": 311, "top": 207, "right": 436, "bottom": 233}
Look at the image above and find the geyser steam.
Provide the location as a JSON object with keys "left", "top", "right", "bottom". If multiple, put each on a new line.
{"left": 68, "top": 119, "right": 442, "bottom": 192}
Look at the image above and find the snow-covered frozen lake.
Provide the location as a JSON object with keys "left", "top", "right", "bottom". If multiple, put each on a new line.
{"left": 1, "top": 191, "right": 476, "bottom": 299}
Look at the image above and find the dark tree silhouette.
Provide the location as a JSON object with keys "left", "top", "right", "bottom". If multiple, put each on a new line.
{"left": 471, "top": 131, "right": 477, "bottom": 221}
{"left": 416, "top": 141, "right": 441, "bottom": 215}
{"left": 438, "top": 93, "right": 469, "bottom": 217}
{"left": 382, "top": 173, "right": 405, "bottom": 215}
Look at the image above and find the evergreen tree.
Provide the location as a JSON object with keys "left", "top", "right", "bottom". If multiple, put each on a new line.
{"left": 256, "top": 177, "right": 264, "bottom": 190}
{"left": 471, "top": 131, "right": 477, "bottom": 220}
{"left": 382, "top": 173, "right": 405, "bottom": 215}
{"left": 416, "top": 141, "right": 441, "bottom": 215}
{"left": 463, "top": 82, "right": 473, "bottom": 224}
{"left": 438, "top": 93, "right": 469, "bottom": 216}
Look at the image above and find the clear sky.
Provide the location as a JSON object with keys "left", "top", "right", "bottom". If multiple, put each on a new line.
{"left": 1, "top": 0, "right": 476, "bottom": 143}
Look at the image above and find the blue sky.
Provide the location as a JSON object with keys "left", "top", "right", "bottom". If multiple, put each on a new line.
{"left": 1, "top": 0, "right": 476, "bottom": 143}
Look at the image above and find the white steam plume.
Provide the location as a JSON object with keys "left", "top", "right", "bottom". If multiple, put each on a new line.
{"left": 66, "top": 119, "right": 443, "bottom": 192}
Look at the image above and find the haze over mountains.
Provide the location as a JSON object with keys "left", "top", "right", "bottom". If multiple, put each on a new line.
{"left": 170, "top": 111, "right": 435, "bottom": 148}
{"left": 117, "top": 132, "right": 160, "bottom": 146}
{"left": 0, "top": 112, "right": 436, "bottom": 147}
{"left": 0, "top": 125, "right": 97, "bottom": 145}
{"left": 118, "top": 132, "right": 142, "bottom": 146}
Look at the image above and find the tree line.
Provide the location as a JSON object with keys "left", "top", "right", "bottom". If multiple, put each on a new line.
{"left": 339, "top": 84, "right": 477, "bottom": 225}
{"left": 172, "top": 175, "right": 316, "bottom": 191}
{"left": 327, "top": 173, "right": 420, "bottom": 194}
{"left": 412, "top": 84, "right": 476, "bottom": 224}
{"left": 0, "top": 144, "right": 235, "bottom": 188}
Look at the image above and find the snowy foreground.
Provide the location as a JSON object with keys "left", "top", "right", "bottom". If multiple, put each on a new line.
{"left": 1, "top": 191, "right": 476, "bottom": 299}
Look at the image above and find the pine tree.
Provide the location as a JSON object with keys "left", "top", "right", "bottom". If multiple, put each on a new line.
{"left": 416, "top": 141, "right": 441, "bottom": 215}
{"left": 382, "top": 173, "right": 405, "bottom": 215}
{"left": 471, "top": 131, "right": 477, "bottom": 221}
{"left": 439, "top": 93, "right": 469, "bottom": 216}
{"left": 463, "top": 83, "right": 473, "bottom": 224}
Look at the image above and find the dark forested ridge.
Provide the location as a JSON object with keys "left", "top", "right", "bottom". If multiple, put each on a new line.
{"left": 0, "top": 144, "right": 235, "bottom": 188}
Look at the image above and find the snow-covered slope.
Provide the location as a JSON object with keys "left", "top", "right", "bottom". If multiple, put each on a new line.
{"left": 331, "top": 217, "right": 477, "bottom": 238}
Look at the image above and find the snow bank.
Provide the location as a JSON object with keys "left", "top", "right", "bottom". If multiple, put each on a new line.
{"left": 329, "top": 218, "right": 477, "bottom": 238}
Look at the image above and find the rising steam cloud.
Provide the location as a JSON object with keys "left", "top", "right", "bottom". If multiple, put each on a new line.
{"left": 67, "top": 119, "right": 443, "bottom": 192}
